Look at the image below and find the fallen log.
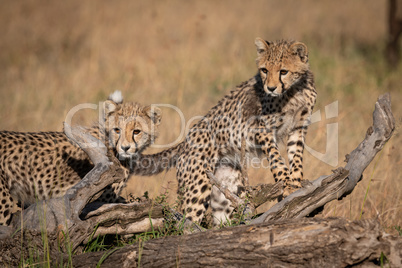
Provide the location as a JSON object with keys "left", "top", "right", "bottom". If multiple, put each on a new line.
{"left": 68, "top": 217, "right": 402, "bottom": 267}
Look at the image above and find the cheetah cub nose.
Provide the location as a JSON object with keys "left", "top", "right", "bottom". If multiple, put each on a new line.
{"left": 267, "top": 86, "right": 277, "bottom": 92}
{"left": 121, "top": 145, "right": 131, "bottom": 152}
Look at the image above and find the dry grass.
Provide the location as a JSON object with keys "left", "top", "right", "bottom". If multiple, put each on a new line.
{"left": 0, "top": 0, "right": 400, "bottom": 233}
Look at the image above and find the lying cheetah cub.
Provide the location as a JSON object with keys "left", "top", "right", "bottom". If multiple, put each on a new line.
{"left": 136, "top": 39, "right": 317, "bottom": 225}
{"left": 0, "top": 92, "right": 161, "bottom": 225}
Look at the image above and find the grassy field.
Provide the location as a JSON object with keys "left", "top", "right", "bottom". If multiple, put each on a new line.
{"left": 0, "top": 0, "right": 400, "bottom": 233}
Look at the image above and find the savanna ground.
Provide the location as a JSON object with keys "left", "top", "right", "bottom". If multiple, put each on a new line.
{"left": 0, "top": 0, "right": 400, "bottom": 236}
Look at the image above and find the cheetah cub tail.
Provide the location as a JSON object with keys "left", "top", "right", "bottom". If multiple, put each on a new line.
{"left": 108, "top": 90, "right": 123, "bottom": 104}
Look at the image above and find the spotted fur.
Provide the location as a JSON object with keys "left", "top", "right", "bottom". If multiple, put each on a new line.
{"left": 0, "top": 94, "right": 161, "bottom": 225}
{"left": 136, "top": 39, "right": 317, "bottom": 225}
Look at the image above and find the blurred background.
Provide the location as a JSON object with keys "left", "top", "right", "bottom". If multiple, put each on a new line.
{"left": 0, "top": 0, "right": 400, "bottom": 232}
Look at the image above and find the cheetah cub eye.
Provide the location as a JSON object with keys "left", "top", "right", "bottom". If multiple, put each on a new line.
{"left": 280, "top": 70, "right": 288, "bottom": 75}
{"left": 113, "top": 128, "right": 121, "bottom": 134}
{"left": 133, "top": 129, "right": 141, "bottom": 135}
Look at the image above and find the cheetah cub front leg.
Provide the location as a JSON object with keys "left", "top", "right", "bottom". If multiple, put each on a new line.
{"left": 256, "top": 130, "right": 292, "bottom": 196}
{"left": 257, "top": 122, "right": 307, "bottom": 198}
{"left": 285, "top": 108, "right": 312, "bottom": 196}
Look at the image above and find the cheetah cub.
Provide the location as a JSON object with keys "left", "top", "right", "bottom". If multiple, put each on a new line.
{"left": 0, "top": 92, "right": 161, "bottom": 225}
{"left": 136, "top": 38, "right": 317, "bottom": 225}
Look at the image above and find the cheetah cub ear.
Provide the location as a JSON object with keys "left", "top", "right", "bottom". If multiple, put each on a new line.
{"left": 255, "top": 37, "right": 271, "bottom": 55}
{"left": 104, "top": 100, "right": 120, "bottom": 115}
{"left": 143, "top": 106, "right": 162, "bottom": 126}
{"left": 289, "top": 42, "right": 308, "bottom": 63}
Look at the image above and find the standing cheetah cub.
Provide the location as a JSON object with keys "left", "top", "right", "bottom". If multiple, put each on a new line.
{"left": 0, "top": 92, "right": 161, "bottom": 225}
{"left": 136, "top": 38, "right": 317, "bottom": 224}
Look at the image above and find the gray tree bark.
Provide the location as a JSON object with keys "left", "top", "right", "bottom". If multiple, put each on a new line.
{"left": 68, "top": 217, "right": 402, "bottom": 268}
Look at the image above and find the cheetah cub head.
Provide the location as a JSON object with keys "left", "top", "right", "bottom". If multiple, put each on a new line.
{"left": 255, "top": 38, "right": 310, "bottom": 96}
{"left": 103, "top": 91, "right": 161, "bottom": 160}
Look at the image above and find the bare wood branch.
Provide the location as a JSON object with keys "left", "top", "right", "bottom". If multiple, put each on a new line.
{"left": 343, "top": 93, "right": 395, "bottom": 193}
{"left": 81, "top": 201, "right": 164, "bottom": 240}
{"left": 63, "top": 122, "right": 122, "bottom": 212}
{"left": 208, "top": 171, "right": 284, "bottom": 209}
{"left": 66, "top": 201, "right": 164, "bottom": 251}
{"left": 207, "top": 170, "right": 258, "bottom": 224}
{"left": 63, "top": 123, "right": 109, "bottom": 165}
{"left": 207, "top": 170, "right": 245, "bottom": 208}
{"left": 252, "top": 93, "right": 395, "bottom": 224}
{"left": 247, "top": 181, "right": 284, "bottom": 207}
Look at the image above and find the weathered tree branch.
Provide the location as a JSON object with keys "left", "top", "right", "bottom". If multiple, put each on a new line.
{"left": 344, "top": 93, "right": 395, "bottom": 193}
{"left": 251, "top": 93, "right": 395, "bottom": 224}
{"left": 207, "top": 171, "right": 284, "bottom": 210}
{"left": 207, "top": 170, "right": 248, "bottom": 209}
{"left": 81, "top": 201, "right": 164, "bottom": 242}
